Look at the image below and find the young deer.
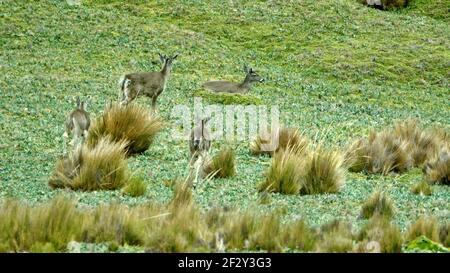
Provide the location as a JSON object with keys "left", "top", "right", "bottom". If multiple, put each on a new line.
{"left": 186, "top": 117, "right": 212, "bottom": 188}
{"left": 189, "top": 117, "right": 212, "bottom": 164}
{"left": 119, "top": 53, "right": 178, "bottom": 110}
{"left": 63, "top": 97, "right": 90, "bottom": 152}
{"left": 202, "top": 65, "right": 264, "bottom": 94}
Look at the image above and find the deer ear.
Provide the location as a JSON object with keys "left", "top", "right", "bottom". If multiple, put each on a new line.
{"left": 159, "top": 53, "right": 165, "bottom": 63}
{"left": 172, "top": 54, "right": 179, "bottom": 59}
{"left": 76, "top": 96, "right": 81, "bottom": 107}
{"left": 243, "top": 65, "right": 249, "bottom": 73}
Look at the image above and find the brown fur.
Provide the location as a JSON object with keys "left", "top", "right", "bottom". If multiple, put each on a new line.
{"left": 202, "top": 66, "right": 264, "bottom": 94}
{"left": 120, "top": 54, "right": 178, "bottom": 109}
{"left": 189, "top": 117, "right": 212, "bottom": 164}
{"left": 64, "top": 97, "right": 90, "bottom": 149}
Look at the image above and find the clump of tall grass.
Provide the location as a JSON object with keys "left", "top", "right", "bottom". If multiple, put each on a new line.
{"left": 393, "top": 120, "right": 440, "bottom": 166}
{"left": 316, "top": 220, "right": 355, "bottom": 253}
{"left": 49, "top": 137, "right": 130, "bottom": 191}
{"left": 411, "top": 180, "right": 432, "bottom": 196}
{"left": 204, "top": 148, "right": 236, "bottom": 178}
{"left": 423, "top": 150, "right": 450, "bottom": 185}
{"left": 250, "top": 127, "right": 309, "bottom": 156}
{"left": 122, "top": 175, "right": 147, "bottom": 197}
{"left": 357, "top": 216, "right": 403, "bottom": 253}
{"left": 0, "top": 196, "right": 84, "bottom": 252}
{"left": 346, "top": 120, "right": 442, "bottom": 175}
{"left": 280, "top": 219, "right": 316, "bottom": 251}
{"left": 87, "top": 103, "right": 164, "bottom": 155}
{"left": 299, "top": 148, "right": 346, "bottom": 195}
{"left": 346, "top": 131, "right": 412, "bottom": 174}
{"left": 258, "top": 147, "right": 303, "bottom": 194}
{"left": 439, "top": 222, "right": 450, "bottom": 247}
{"left": 360, "top": 190, "right": 395, "bottom": 219}
{"left": 259, "top": 145, "right": 345, "bottom": 195}
{"left": 406, "top": 216, "right": 441, "bottom": 244}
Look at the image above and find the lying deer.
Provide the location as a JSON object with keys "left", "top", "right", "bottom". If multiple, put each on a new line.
{"left": 202, "top": 65, "right": 264, "bottom": 94}
{"left": 119, "top": 53, "right": 178, "bottom": 110}
{"left": 63, "top": 97, "right": 90, "bottom": 152}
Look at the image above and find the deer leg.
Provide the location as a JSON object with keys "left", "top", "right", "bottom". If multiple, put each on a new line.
{"left": 151, "top": 95, "right": 158, "bottom": 113}
{"left": 62, "top": 132, "right": 69, "bottom": 155}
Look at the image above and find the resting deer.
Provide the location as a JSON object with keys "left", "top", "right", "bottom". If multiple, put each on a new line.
{"left": 119, "top": 53, "right": 178, "bottom": 110}
{"left": 63, "top": 97, "right": 90, "bottom": 153}
{"left": 202, "top": 65, "right": 264, "bottom": 94}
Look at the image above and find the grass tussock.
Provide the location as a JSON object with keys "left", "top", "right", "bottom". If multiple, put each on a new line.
{"left": 316, "top": 220, "right": 355, "bottom": 253}
{"left": 250, "top": 127, "right": 309, "bottom": 156}
{"left": 122, "top": 176, "right": 147, "bottom": 197}
{"left": 258, "top": 147, "right": 303, "bottom": 194}
{"left": 346, "top": 120, "right": 442, "bottom": 175}
{"left": 259, "top": 145, "right": 345, "bottom": 195}
{"left": 299, "top": 148, "right": 346, "bottom": 195}
{"left": 357, "top": 216, "right": 403, "bottom": 253}
{"left": 439, "top": 222, "right": 450, "bottom": 247}
{"left": 360, "top": 190, "right": 395, "bottom": 219}
{"left": 1, "top": 194, "right": 448, "bottom": 253}
{"left": 0, "top": 196, "right": 148, "bottom": 252}
{"left": 49, "top": 137, "right": 130, "bottom": 191}
{"left": 87, "top": 103, "right": 164, "bottom": 155}
{"left": 406, "top": 216, "right": 441, "bottom": 244}
{"left": 423, "top": 150, "right": 450, "bottom": 185}
{"left": 204, "top": 148, "right": 236, "bottom": 178}
{"left": 411, "top": 180, "right": 432, "bottom": 196}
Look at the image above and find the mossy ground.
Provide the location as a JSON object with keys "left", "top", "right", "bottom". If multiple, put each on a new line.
{"left": 0, "top": 0, "right": 449, "bottom": 250}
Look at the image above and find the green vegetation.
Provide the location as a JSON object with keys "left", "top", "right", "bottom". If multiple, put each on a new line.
{"left": 346, "top": 120, "right": 442, "bottom": 175}
{"left": 411, "top": 180, "right": 432, "bottom": 196}
{"left": 404, "top": 236, "right": 450, "bottom": 253}
{"left": 0, "top": 0, "right": 449, "bottom": 252}
{"left": 360, "top": 190, "right": 395, "bottom": 219}
{"left": 87, "top": 103, "right": 164, "bottom": 155}
{"left": 204, "top": 148, "right": 236, "bottom": 178}
{"left": 122, "top": 175, "right": 147, "bottom": 197}
{"left": 49, "top": 137, "right": 130, "bottom": 191}
{"left": 193, "top": 90, "right": 262, "bottom": 105}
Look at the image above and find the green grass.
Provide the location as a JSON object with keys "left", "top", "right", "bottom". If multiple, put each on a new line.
{"left": 0, "top": 0, "right": 449, "bottom": 251}
{"left": 193, "top": 90, "right": 263, "bottom": 105}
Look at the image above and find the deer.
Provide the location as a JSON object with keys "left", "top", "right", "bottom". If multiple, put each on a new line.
{"left": 189, "top": 117, "right": 212, "bottom": 164}
{"left": 186, "top": 117, "right": 212, "bottom": 188}
{"left": 119, "top": 53, "right": 179, "bottom": 111}
{"left": 63, "top": 97, "right": 90, "bottom": 153}
{"left": 202, "top": 65, "right": 264, "bottom": 94}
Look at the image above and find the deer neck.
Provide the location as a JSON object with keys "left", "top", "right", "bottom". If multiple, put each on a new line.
{"left": 161, "top": 62, "right": 171, "bottom": 80}
{"left": 239, "top": 75, "right": 252, "bottom": 92}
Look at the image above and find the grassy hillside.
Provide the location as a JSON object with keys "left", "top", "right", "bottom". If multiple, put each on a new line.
{"left": 0, "top": 0, "right": 449, "bottom": 238}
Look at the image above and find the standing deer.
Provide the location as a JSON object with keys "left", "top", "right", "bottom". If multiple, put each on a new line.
{"left": 63, "top": 97, "right": 90, "bottom": 153}
{"left": 186, "top": 117, "right": 212, "bottom": 188}
{"left": 189, "top": 117, "right": 212, "bottom": 164}
{"left": 202, "top": 65, "right": 264, "bottom": 94}
{"left": 119, "top": 53, "right": 178, "bottom": 110}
